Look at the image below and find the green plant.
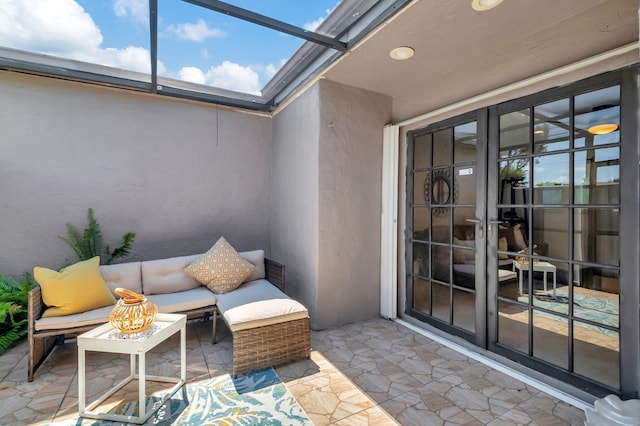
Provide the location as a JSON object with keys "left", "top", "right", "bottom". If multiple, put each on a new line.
{"left": 58, "top": 208, "right": 136, "bottom": 265}
{"left": 0, "top": 273, "right": 35, "bottom": 355}
{"left": 499, "top": 162, "right": 526, "bottom": 183}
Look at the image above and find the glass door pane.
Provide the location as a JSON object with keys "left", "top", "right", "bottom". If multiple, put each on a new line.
{"left": 407, "top": 75, "right": 629, "bottom": 397}
{"left": 493, "top": 84, "right": 621, "bottom": 391}
{"left": 407, "top": 118, "right": 481, "bottom": 342}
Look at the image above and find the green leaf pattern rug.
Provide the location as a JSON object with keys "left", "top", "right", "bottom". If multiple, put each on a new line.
{"left": 49, "top": 368, "right": 312, "bottom": 425}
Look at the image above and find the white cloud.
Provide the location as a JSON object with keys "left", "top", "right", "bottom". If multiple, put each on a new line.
{"left": 205, "top": 61, "right": 261, "bottom": 94}
{"left": 177, "top": 66, "right": 206, "bottom": 85}
{"left": 304, "top": 2, "right": 340, "bottom": 31}
{"left": 265, "top": 63, "right": 278, "bottom": 79}
{"left": 304, "top": 16, "right": 325, "bottom": 32}
{"left": 0, "top": 0, "right": 275, "bottom": 92}
{"left": 84, "top": 46, "right": 152, "bottom": 72}
{"left": 0, "top": 0, "right": 102, "bottom": 54}
{"left": 175, "top": 62, "right": 261, "bottom": 95}
{"left": 250, "top": 58, "right": 286, "bottom": 81}
{"left": 112, "top": 0, "right": 147, "bottom": 23}
{"left": 0, "top": 0, "right": 153, "bottom": 74}
{"left": 165, "top": 19, "right": 226, "bottom": 42}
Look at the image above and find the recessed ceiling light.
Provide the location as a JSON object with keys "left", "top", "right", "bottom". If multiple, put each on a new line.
{"left": 471, "top": 0, "right": 504, "bottom": 11}
{"left": 389, "top": 46, "right": 414, "bottom": 61}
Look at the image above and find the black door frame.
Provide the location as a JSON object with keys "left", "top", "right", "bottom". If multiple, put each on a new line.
{"left": 405, "top": 110, "right": 488, "bottom": 346}
{"left": 405, "top": 66, "right": 639, "bottom": 398}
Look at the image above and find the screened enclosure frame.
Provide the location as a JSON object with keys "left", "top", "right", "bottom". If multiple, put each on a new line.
{"left": 0, "top": 0, "right": 412, "bottom": 112}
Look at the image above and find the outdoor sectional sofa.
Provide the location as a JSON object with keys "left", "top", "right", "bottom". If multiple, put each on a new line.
{"left": 27, "top": 250, "right": 310, "bottom": 381}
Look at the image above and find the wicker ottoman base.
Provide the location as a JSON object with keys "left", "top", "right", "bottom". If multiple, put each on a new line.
{"left": 232, "top": 317, "right": 310, "bottom": 376}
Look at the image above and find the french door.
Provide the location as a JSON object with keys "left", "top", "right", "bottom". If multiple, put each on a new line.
{"left": 406, "top": 111, "right": 489, "bottom": 347}
{"left": 405, "top": 68, "right": 638, "bottom": 398}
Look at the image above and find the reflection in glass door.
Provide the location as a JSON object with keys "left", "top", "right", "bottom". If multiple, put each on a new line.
{"left": 407, "top": 115, "right": 484, "bottom": 344}
{"left": 406, "top": 72, "right": 632, "bottom": 397}
{"left": 492, "top": 84, "right": 621, "bottom": 393}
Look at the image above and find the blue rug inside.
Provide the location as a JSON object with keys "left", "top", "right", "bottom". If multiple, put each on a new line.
{"left": 519, "top": 289, "right": 619, "bottom": 336}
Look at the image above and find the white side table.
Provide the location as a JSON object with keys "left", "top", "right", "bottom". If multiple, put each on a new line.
{"left": 513, "top": 261, "right": 557, "bottom": 296}
{"left": 77, "top": 313, "right": 187, "bottom": 424}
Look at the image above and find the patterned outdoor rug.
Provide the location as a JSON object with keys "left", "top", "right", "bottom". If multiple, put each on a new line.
{"left": 49, "top": 367, "right": 312, "bottom": 425}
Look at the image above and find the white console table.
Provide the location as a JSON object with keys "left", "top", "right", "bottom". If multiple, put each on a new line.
{"left": 77, "top": 313, "right": 186, "bottom": 424}
{"left": 513, "top": 261, "right": 557, "bottom": 296}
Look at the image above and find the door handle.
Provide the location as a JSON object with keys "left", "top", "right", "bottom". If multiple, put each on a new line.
{"left": 466, "top": 217, "right": 483, "bottom": 238}
{"left": 487, "top": 218, "right": 504, "bottom": 232}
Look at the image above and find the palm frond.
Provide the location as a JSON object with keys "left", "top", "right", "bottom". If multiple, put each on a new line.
{"left": 58, "top": 208, "right": 109, "bottom": 261}
{"left": 83, "top": 208, "right": 103, "bottom": 259}
{"left": 0, "top": 274, "right": 33, "bottom": 305}
{"left": 105, "top": 232, "right": 136, "bottom": 265}
{"left": 0, "top": 301, "right": 11, "bottom": 324}
{"left": 57, "top": 208, "right": 136, "bottom": 264}
{"left": 0, "top": 275, "right": 19, "bottom": 292}
{"left": 0, "top": 274, "right": 34, "bottom": 354}
{"left": 58, "top": 223, "right": 86, "bottom": 259}
{"left": 0, "top": 320, "right": 28, "bottom": 355}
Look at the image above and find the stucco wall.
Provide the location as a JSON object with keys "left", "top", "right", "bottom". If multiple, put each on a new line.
{"left": 270, "top": 85, "right": 321, "bottom": 325}
{"left": 316, "top": 80, "right": 392, "bottom": 328}
{"left": 0, "top": 72, "right": 272, "bottom": 278}
{"left": 271, "top": 80, "right": 391, "bottom": 329}
{"left": 2, "top": 70, "right": 392, "bottom": 330}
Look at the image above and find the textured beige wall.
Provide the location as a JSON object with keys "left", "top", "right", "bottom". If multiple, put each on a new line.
{"left": 316, "top": 80, "right": 392, "bottom": 328}
{"left": 3, "top": 69, "right": 392, "bottom": 330}
{"left": 271, "top": 80, "right": 391, "bottom": 329}
{"left": 0, "top": 71, "right": 272, "bottom": 277}
{"left": 270, "top": 84, "right": 321, "bottom": 325}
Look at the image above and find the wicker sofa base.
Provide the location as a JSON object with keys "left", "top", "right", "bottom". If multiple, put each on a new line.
{"left": 232, "top": 317, "right": 310, "bottom": 376}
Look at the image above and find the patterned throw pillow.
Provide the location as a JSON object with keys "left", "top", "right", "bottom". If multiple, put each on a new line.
{"left": 184, "top": 237, "right": 255, "bottom": 294}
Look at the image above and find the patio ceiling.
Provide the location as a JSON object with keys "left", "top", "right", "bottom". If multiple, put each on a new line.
{"left": 322, "top": 0, "right": 638, "bottom": 122}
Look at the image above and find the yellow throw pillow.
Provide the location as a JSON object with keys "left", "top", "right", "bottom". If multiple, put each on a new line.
{"left": 185, "top": 237, "right": 255, "bottom": 294}
{"left": 34, "top": 256, "right": 116, "bottom": 318}
{"left": 498, "top": 237, "right": 509, "bottom": 260}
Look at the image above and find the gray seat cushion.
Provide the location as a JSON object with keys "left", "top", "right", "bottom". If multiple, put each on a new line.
{"left": 215, "top": 279, "right": 308, "bottom": 331}
{"left": 147, "top": 287, "right": 216, "bottom": 312}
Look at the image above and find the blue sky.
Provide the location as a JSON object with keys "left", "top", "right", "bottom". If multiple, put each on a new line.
{"left": 0, "top": 0, "right": 340, "bottom": 94}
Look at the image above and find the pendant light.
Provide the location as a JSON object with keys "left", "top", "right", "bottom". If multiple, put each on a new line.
{"left": 587, "top": 105, "right": 619, "bottom": 135}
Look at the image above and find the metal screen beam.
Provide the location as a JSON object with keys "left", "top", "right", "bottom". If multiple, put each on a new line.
{"left": 149, "top": 0, "right": 158, "bottom": 93}
{"left": 181, "top": 0, "right": 347, "bottom": 51}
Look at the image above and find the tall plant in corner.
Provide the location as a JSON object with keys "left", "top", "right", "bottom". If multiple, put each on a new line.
{"left": 58, "top": 208, "right": 136, "bottom": 265}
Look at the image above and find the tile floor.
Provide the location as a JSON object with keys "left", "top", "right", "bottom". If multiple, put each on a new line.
{"left": 1, "top": 318, "right": 588, "bottom": 425}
